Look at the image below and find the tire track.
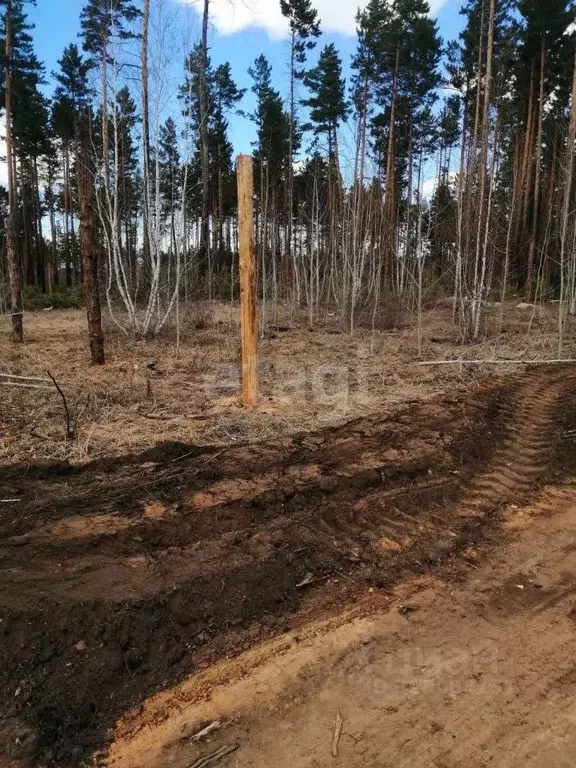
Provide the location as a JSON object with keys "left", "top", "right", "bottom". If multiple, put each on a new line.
{"left": 342, "top": 369, "right": 571, "bottom": 559}
{"left": 459, "top": 371, "right": 568, "bottom": 512}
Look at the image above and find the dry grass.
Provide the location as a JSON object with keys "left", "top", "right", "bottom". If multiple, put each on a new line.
{"left": 1, "top": 299, "right": 574, "bottom": 465}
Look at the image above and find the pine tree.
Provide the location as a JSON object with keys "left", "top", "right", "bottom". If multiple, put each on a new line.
{"left": 249, "top": 54, "right": 290, "bottom": 301}
{"left": 80, "top": 0, "right": 140, "bottom": 186}
{"left": 181, "top": 48, "right": 244, "bottom": 268}
{"left": 0, "top": 0, "right": 40, "bottom": 340}
{"left": 3, "top": 1, "right": 50, "bottom": 293}
{"left": 114, "top": 86, "right": 139, "bottom": 278}
{"left": 53, "top": 44, "right": 91, "bottom": 286}
{"left": 280, "top": 0, "right": 320, "bottom": 276}
{"left": 198, "top": 0, "right": 211, "bottom": 261}
{"left": 212, "top": 63, "right": 244, "bottom": 257}
{"left": 354, "top": 0, "right": 441, "bottom": 198}
{"left": 4, "top": 0, "right": 51, "bottom": 294}
{"left": 303, "top": 43, "right": 348, "bottom": 164}
{"left": 249, "top": 55, "right": 290, "bottom": 191}
{"left": 53, "top": 43, "right": 91, "bottom": 115}
{"left": 78, "top": 0, "right": 140, "bottom": 361}
{"left": 16, "top": 86, "right": 51, "bottom": 292}
{"left": 158, "top": 117, "right": 181, "bottom": 254}
{"left": 80, "top": 0, "right": 140, "bottom": 61}
{"left": 438, "top": 94, "right": 462, "bottom": 172}
{"left": 515, "top": 0, "right": 574, "bottom": 296}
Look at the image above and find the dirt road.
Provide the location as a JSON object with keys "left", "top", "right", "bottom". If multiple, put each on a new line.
{"left": 109, "top": 482, "right": 576, "bottom": 768}
{"left": 1, "top": 367, "right": 575, "bottom": 766}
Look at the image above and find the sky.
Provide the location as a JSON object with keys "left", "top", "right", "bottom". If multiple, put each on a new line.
{"left": 22, "top": 0, "right": 466, "bottom": 171}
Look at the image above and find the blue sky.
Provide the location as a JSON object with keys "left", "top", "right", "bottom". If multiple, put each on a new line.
{"left": 28, "top": 0, "right": 466, "bottom": 158}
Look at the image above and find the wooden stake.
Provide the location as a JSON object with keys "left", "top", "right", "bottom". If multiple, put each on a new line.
{"left": 236, "top": 154, "right": 259, "bottom": 408}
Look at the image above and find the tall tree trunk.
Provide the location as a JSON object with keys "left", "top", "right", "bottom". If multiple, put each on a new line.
{"left": 526, "top": 41, "right": 546, "bottom": 300}
{"left": 199, "top": 0, "right": 211, "bottom": 262}
{"left": 48, "top": 167, "right": 58, "bottom": 291}
{"left": 558, "top": 53, "right": 576, "bottom": 354}
{"left": 4, "top": 0, "right": 23, "bottom": 342}
{"left": 470, "top": 0, "right": 495, "bottom": 340}
{"left": 383, "top": 46, "right": 400, "bottom": 291}
{"left": 515, "top": 64, "right": 535, "bottom": 281}
{"left": 101, "top": 42, "right": 110, "bottom": 190}
{"left": 141, "top": 0, "right": 151, "bottom": 269}
{"left": 33, "top": 157, "right": 46, "bottom": 293}
{"left": 467, "top": 0, "right": 496, "bottom": 340}
{"left": 78, "top": 144, "right": 105, "bottom": 365}
{"left": 287, "top": 32, "right": 296, "bottom": 294}
{"left": 64, "top": 144, "right": 73, "bottom": 286}
{"left": 22, "top": 173, "right": 33, "bottom": 285}
{"left": 463, "top": 0, "right": 485, "bottom": 270}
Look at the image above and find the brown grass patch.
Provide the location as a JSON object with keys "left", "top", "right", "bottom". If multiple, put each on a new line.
{"left": 1, "top": 299, "right": 575, "bottom": 465}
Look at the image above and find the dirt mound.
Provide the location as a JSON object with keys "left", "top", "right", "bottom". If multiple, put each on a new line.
{"left": 0, "top": 368, "right": 574, "bottom": 766}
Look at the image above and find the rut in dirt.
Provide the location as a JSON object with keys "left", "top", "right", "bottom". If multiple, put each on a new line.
{"left": 0, "top": 367, "right": 573, "bottom": 767}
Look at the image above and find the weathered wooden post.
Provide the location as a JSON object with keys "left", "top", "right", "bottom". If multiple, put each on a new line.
{"left": 236, "top": 154, "right": 259, "bottom": 408}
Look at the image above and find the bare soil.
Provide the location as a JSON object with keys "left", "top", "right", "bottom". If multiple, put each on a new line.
{"left": 1, "top": 362, "right": 576, "bottom": 766}
{"left": 113, "top": 478, "right": 576, "bottom": 768}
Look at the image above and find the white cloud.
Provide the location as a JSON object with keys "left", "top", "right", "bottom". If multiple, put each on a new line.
{"left": 182, "top": 0, "right": 450, "bottom": 39}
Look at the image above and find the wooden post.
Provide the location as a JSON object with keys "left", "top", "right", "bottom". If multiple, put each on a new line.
{"left": 236, "top": 154, "right": 259, "bottom": 407}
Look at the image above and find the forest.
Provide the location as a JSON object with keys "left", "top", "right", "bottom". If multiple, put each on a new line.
{"left": 2, "top": 0, "right": 576, "bottom": 358}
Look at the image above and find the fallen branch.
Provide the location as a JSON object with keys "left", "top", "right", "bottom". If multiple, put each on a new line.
{"left": 187, "top": 744, "right": 239, "bottom": 768}
{"left": 190, "top": 721, "right": 223, "bottom": 742}
{"left": 295, "top": 572, "right": 332, "bottom": 589}
{"left": 200, "top": 449, "right": 226, "bottom": 467}
{"left": 419, "top": 359, "right": 576, "bottom": 366}
{"left": 0, "top": 373, "right": 51, "bottom": 382}
{"left": 0, "top": 382, "right": 54, "bottom": 390}
{"left": 332, "top": 710, "right": 343, "bottom": 758}
{"left": 0, "top": 499, "right": 21, "bottom": 503}
{"left": 0, "top": 310, "right": 24, "bottom": 319}
{"left": 172, "top": 448, "right": 200, "bottom": 464}
{"left": 47, "top": 371, "right": 75, "bottom": 439}
{"left": 141, "top": 449, "right": 226, "bottom": 488}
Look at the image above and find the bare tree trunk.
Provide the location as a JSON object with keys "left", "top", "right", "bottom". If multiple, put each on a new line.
{"left": 558, "top": 53, "right": 576, "bottom": 355}
{"left": 33, "top": 157, "right": 46, "bottom": 293}
{"left": 78, "top": 145, "right": 105, "bottom": 365}
{"left": 287, "top": 32, "right": 296, "bottom": 299}
{"left": 454, "top": 84, "right": 469, "bottom": 319}
{"left": 63, "top": 144, "right": 73, "bottom": 286}
{"left": 4, "top": 0, "right": 23, "bottom": 342}
{"left": 462, "top": 0, "right": 485, "bottom": 271}
{"left": 385, "top": 48, "right": 400, "bottom": 218}
{"left": 199, "top": 0, "right": 211, "bottom": 262}
{"left": 382, "top": 47, "right": 400, "bottom": 294}
{"left": 101, "top": 43, "right": 110, "bottom": 190}
{"left": 469, "top": 0, "right": 495, "bottom": 339}
{"left": 514, "top": 65, "right": 535, "bottom": 284}
{"left": 141, "top": 0, "right": 151, "bottom": 269}
{"left": 526, "top": 42, "right": 546, "bottom": 300}
{"left": 499, "top": 135, "right": 521, "bottom": 327}
{"left": 48, "top": 161, "right": 58, "bottom": 291}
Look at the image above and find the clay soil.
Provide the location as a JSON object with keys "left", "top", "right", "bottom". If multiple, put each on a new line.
{"left": 1, "top": 306, "right": 576, "bottom": 767}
